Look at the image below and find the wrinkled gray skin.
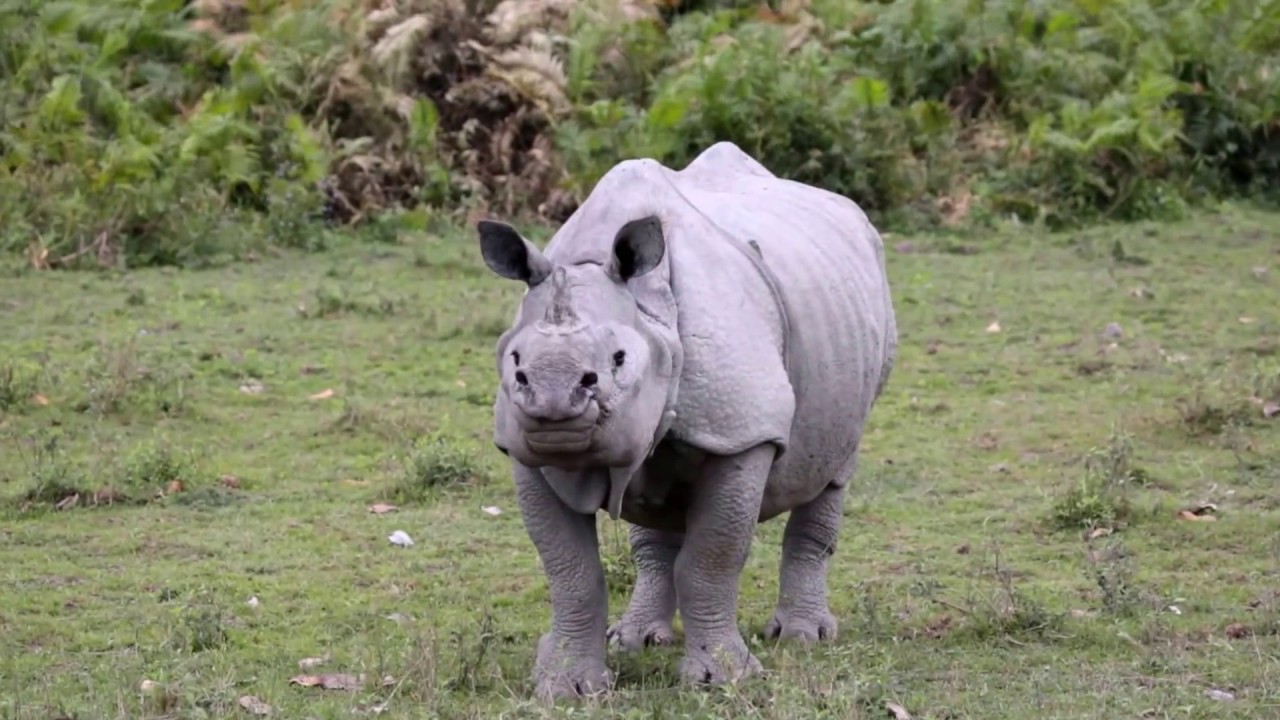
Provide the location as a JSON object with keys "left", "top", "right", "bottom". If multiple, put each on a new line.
{"left": 477, "top": 142, "right": 898, "bottom": 701}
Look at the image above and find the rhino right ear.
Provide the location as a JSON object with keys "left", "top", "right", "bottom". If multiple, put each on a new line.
{"left": 478, "top": 220, "right": 553, "bottom": 285}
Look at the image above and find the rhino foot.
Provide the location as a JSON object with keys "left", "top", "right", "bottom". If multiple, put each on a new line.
{"left": 678, "top": 634, "right": 763, "bottom": 686}
{"left": 607, "top": 617, "right": 675, "bottom": 652}
{"left": 533, "top": 632, "right": 612, "bottom": 702}
{"left": 764, "top": 607, "right": 838, "bottom": 643}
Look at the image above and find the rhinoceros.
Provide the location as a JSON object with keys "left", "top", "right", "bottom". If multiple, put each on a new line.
{"left": 476, "top": 141, "right": 898, "bottom": 700}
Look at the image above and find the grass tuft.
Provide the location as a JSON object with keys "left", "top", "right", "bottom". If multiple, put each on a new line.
{"left": 386, "top": 433, "right": 488, "bottom": 504}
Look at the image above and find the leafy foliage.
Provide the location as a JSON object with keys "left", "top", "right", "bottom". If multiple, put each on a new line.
{"left": 563, "top": 0, "right": 1280, "bottom": 228}
{"left": 1, "top": 0, "right": 1278, "bottom": 267}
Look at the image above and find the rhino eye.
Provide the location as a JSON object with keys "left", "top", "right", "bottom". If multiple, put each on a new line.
{"left": 511, "top": 351, "right": 521, "bottom": 366}
{"left": 612, "top": 350, "right": 626, "bottom": 368}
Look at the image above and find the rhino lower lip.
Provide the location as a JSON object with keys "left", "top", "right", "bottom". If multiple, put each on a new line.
{"left": 524, "top": 430, "right": 593, "bottom": 453}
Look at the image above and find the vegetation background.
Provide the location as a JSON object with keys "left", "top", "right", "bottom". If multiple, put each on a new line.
{"left": 1, "top": 0, "right": 1277, "bottom": 269}
{"left": 1, "top": 0, "right": 1279, "bottom": 718}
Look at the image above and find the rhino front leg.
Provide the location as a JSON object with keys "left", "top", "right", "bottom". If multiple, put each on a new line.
{"left": 608, "top": 526, "right": 681, "bottom": 651}
{"left": 513, "top": 464, "right": 611, "bottom": 701}
{"left": 765, "top": 480, "right": 846, "bottom": 643}
{"left": 675, "top": 444, "right": 773, "bottom": 685}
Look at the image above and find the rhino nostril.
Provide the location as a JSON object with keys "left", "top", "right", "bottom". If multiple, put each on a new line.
{"left": 515, "top": 370, "right": 529, "bottom": 386}
{"left": 580, "top": 372, "right": 598, "bottom": 387}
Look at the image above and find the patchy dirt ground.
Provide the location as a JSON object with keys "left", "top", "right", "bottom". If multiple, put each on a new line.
{"left": 1, "top": 206, "right": 1278, "bottom": 718}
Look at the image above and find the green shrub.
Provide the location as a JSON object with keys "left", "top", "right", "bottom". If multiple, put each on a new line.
{"left": 1, "top": 0, "right": 1277, "bottom": 267}
{"left": 387, "top": 433, "right": 487, "bottom": 504}
{"left": 0, "top": 0, "right": 446, "bottom": 267}
{"left": 561, "top": 0, "right": 1279, "bottom": 229}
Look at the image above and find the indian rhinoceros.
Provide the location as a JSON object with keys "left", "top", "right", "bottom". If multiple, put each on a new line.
{"left": 476, "top": 141, "right": 898, "bottom": 700}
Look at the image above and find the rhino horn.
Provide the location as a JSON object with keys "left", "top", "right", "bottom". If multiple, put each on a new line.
{"left": 543, "top": 266, "right": 579, "bottom": 327}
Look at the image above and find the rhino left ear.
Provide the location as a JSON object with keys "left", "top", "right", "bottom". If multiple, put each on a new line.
{"left": 478, "top": 220, "right": 552, "bottom": 285}
{"left": 611, "top": 215, "right": 665, "bottom": 282}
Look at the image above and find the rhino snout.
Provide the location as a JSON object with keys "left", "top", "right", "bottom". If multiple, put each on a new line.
{"left": 511, "top": 368, "right": 600, "bottom": 424}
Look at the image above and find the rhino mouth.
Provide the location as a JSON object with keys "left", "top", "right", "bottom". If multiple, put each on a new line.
{"left": 523, "top": 428, "right": 594, "bottom": 454}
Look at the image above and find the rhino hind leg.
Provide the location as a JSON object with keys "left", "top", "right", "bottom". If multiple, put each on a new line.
{"left": 608, "top": 526, "right": 681, "bottom": 651}
{"left": 765, "top": 469, "right": 853, "bottom": 643}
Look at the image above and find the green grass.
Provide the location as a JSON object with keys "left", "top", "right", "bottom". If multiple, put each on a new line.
{"left": 1, "top": 206, "right": 1278, "bottom": 719}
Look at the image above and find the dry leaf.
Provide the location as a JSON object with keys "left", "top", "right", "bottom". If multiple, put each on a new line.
{"left": 298, "top": 655, "right": 329, "bottom": 670}
{"left": 238, "top": 695, "right": 273, "bottom": 715}
{"left": 167, "top": 480, "right": 185, "bottom": 494}
{"left": 247, "top": 596, "right": 261, "bottom": 609}
{"left": 368, "top": 503, "right": 398, "bottom": 514}
{"left": 1263, "top": 402, "right": 1279, "bottom": 419}
{"left": 885, "top": 700, "right": 912, "bottom": 719}
{"left": 1087, "top": 527, "right": 1113, "bottom": 540}
{"left": 481, "top": 505, "right": 502, "bottom": 516}
{"left": 220, "top": 475, "right": 241, "bottom": 489}
{"left": 1177, "top": 502, "right": 1218, "bottom": 522}
{"left": 28, "top": 243, "right": 50, "bottom": 270}
{"left": 55, "top": 493, "right": 79, "bottom": 511}
{"left": 139, "top": 679, "right": 159, "bottom": 692}
{"left": 31, "top": 394, "right": 50, "bottom": 406}
{"left": 310, "top": 388, "right": 336, "bottom": 400}
{"left": 1225, "top": 623, "right": 1251, "bottom": 639}
{"left": 923, "top": 614, "right": 952, "bottom": 639}
{"left": 973, "top": 432, "right": 999, "bottom": 451}
{"left": 1101, "top": 322, "right": 1123, "bottom": 339}
{"left": 289, "top": 674, "right": 361, "bottom": 691}
{"left": 985, "top": 320, "right": 1002, "bottom": 333}
{"left": 93, "top": 487, "right": 124, "bottom": 506}
{"left": 1238, "top": 316, "right": 1256, "bottom": 324}
{"left": 239, "top": 380, "right": 265, "bottom": 394}
{"left": 1206, "top": 689, "right": 1235, "bottom": 702}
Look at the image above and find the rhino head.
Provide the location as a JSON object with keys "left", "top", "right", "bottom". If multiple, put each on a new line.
{"left": 477, "top": 216, "right": 680, "bottom": 519}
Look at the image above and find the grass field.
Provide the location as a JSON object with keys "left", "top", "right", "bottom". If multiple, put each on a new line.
{"left": 1, "top": 206, "right": 1278, "bottom": 719}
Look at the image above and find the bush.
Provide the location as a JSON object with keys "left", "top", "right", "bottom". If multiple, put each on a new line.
{"left": 1, "top": 0, "right": 1277, "bottom": 268}
{"left": 563, "top": 0, "right": 1279, "bottom": 229}
{"left": 0, "top": 0, "right": 451, "bottom": 268}
{"left": 387, "top": 433, "right": 488, "bottom": 504}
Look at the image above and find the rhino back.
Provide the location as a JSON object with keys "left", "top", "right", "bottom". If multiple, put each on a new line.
{"left": 675, "top": 143, "right": 898, "bottom": 506}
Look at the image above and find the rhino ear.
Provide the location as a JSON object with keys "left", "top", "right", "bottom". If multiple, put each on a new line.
{"left": 611, "top": 215, "right": 665, "bottom": 282}
{"left": 478, "top": 220, "right": 552, "bottom": 285}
